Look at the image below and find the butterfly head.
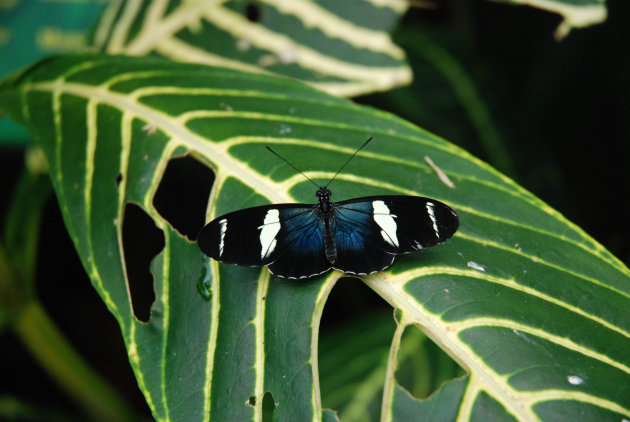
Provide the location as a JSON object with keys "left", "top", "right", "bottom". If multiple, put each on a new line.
{"left": 316, "top": 187, "right": 332, "bottom": 214}
{"left": 316, "top": 187, "right": 332, "bottom": 201}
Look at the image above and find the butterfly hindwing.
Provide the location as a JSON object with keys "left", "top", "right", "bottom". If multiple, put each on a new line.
{"left": 266, "top": 208, "right": 331, "bottom": 278}
{"left": 329, "top": 202, "right": 395, "bottom": 275}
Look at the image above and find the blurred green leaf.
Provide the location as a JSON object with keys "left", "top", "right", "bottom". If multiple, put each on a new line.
{"left": 319, "top": 311, "right": 394, "bottom": 420}
{"left": 95, "top": 0, "right": 411, "bottom": 97}
{"left": 0, "top": 54, "right": 628, "bottom": 421}
{"left": 3, "top": 147, "right": 51, "bottom": 288}
{"left": 365, "top": 25, "right": 513, "bottom": 176}
{"left": 0, "top": 396, "right": 79, "bottom": 422}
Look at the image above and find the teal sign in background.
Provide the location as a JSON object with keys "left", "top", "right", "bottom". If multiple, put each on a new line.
{"left": 0, "top": 0, "right": 107, "bottom": 144}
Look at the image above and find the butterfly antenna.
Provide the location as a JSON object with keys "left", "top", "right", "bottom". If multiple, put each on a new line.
{"left": 325, "top": 136, "right": 373, "bottom": 188}
{"left": 266, "top": 146, "right": 320, "bottom": 188}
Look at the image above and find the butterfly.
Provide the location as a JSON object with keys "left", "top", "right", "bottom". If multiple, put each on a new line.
{"left": 197, "top": 138, "right": 459, "bottom": 279}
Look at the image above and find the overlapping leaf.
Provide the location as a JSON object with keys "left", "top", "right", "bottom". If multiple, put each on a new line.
{"left": 0, "top": 55, "right": 628, "bottom": 421}
{"left": 94, "top": 0, "right": 411, "bottom": 97}
{"left": 493, "top": 0, "right": 607, "bottom": 39}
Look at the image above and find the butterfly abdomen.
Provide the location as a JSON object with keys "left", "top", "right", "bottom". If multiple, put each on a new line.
{"left": 323, "top": 219, "right": 337, "bottom": 263}
{"left": 317, "top": 187, "right": 338, "bottom": 264}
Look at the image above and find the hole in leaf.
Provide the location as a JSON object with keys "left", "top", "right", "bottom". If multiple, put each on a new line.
{"left": 153, "top": 155, "right": 214, "bottom": 240}
{"left": 395, "top": 324, "right": 466, "bottom": 399}
{"left": 319, "top": 277, "right": 392, "bottom": 416}
{"left": 122, "top": 202, "right": 164, "bottom": 322}
{"left": 244, "top": 392, "right": 275, "bottom": 421}
{"left": 244, "top": 3, "right": 261, "bottom": 22}
{"left": 262, "top": 392, "right": 276, "bottom": 422}
{"left": 320, "top": 276, "right": 391, "bottom": 331}
{"left": 116, "top": 173, "right": 123, "bottom": 186}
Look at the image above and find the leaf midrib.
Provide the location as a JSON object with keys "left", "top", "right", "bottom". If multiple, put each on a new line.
{"left": 364, "top": 273, "right": 540, "bottom": 422}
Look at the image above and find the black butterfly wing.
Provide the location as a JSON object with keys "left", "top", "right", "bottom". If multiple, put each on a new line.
{"left": 331, "top": 196, "right": 459, "bottom": 274}
{"left": 266, "top": 208, "right": 332, "bottom": 279}
{"left": 329, "top": 202, "right": 396, "bottom": 275}
{"left": 198, "top": 205, "right": 277, "bottom": 266}
{"left": 198, "top": 195, "right": 458, "bottom": 278}
{"left": 368, "top": 195, "right": 459, "bottom": 251}
{"left": 197, "top": 203, "right": 331, "bottom": 278}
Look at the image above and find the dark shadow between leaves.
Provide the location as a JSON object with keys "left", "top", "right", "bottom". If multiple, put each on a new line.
{"left": 122, "top": 202, "right": 165, "bottom": 322}
{"left": 153, "top": 155, "right": 214, "bottom": 240}
{"left": 395, "top": 324, "right": 466, "bottom": 400}
{"left": 319, "top": 277, "right": 393, "bottom": 417}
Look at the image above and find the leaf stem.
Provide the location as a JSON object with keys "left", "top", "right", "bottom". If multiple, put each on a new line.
{"left": 15, "top": 299, "right": 139, "bottom": 422}
{"left": 0, "top": 242, "right": 138, "bottom": 422}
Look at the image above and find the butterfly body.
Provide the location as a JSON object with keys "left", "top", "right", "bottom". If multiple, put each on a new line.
{"left": 198, "top": 186, "right": 458, "bottom": 279}
{"left": 198, "top": 137, "right": 458, "bottom": 279}
{"left": 316, "top": 187, "right": 337, "bottom": 264}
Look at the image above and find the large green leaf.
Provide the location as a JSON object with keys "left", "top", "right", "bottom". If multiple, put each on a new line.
{"left": 0, "top": 55, "right": 629, "bottom": 421}
{"left": 95, "top": 0, "right": 411, "bottom": 97}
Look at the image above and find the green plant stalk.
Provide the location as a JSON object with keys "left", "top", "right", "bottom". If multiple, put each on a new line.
{"left": 3, "top": 151, "right": 50, "bottom": 289}
{"left": 0, "top": 245, "right": 136, "bottom": 421}
{"left": 13, "top": 298, "right": 137, "bottom": 422}
{"left": 0, "top": 243, "right": 137, "bottom": 422}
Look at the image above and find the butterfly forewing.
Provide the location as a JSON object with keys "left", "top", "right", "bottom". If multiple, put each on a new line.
{"left": 368, "top": 195, "right": 459, "bottom": 251}
{"left": 198, "top": 205, "right": 273, "bottom": 266}
{"left": 329, "top": 202, "right": 395, "bottom": 274}
{"left": 197, "top": 204, "right": 305, "bottom": 266}
{"left": 198, "top": 203, "right": 332, "bottom": 278}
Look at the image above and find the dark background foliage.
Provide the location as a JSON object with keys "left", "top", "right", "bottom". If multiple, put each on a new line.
{"left": 1, "top": 0, "right": 628, "bottom": 419}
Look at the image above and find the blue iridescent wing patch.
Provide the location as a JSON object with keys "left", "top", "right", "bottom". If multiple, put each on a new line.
{"left": 266, "top": 207, "right": 331, "bottom": 279}
{"left": 330, "top": 201, "right": 395, "bottom": 275}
